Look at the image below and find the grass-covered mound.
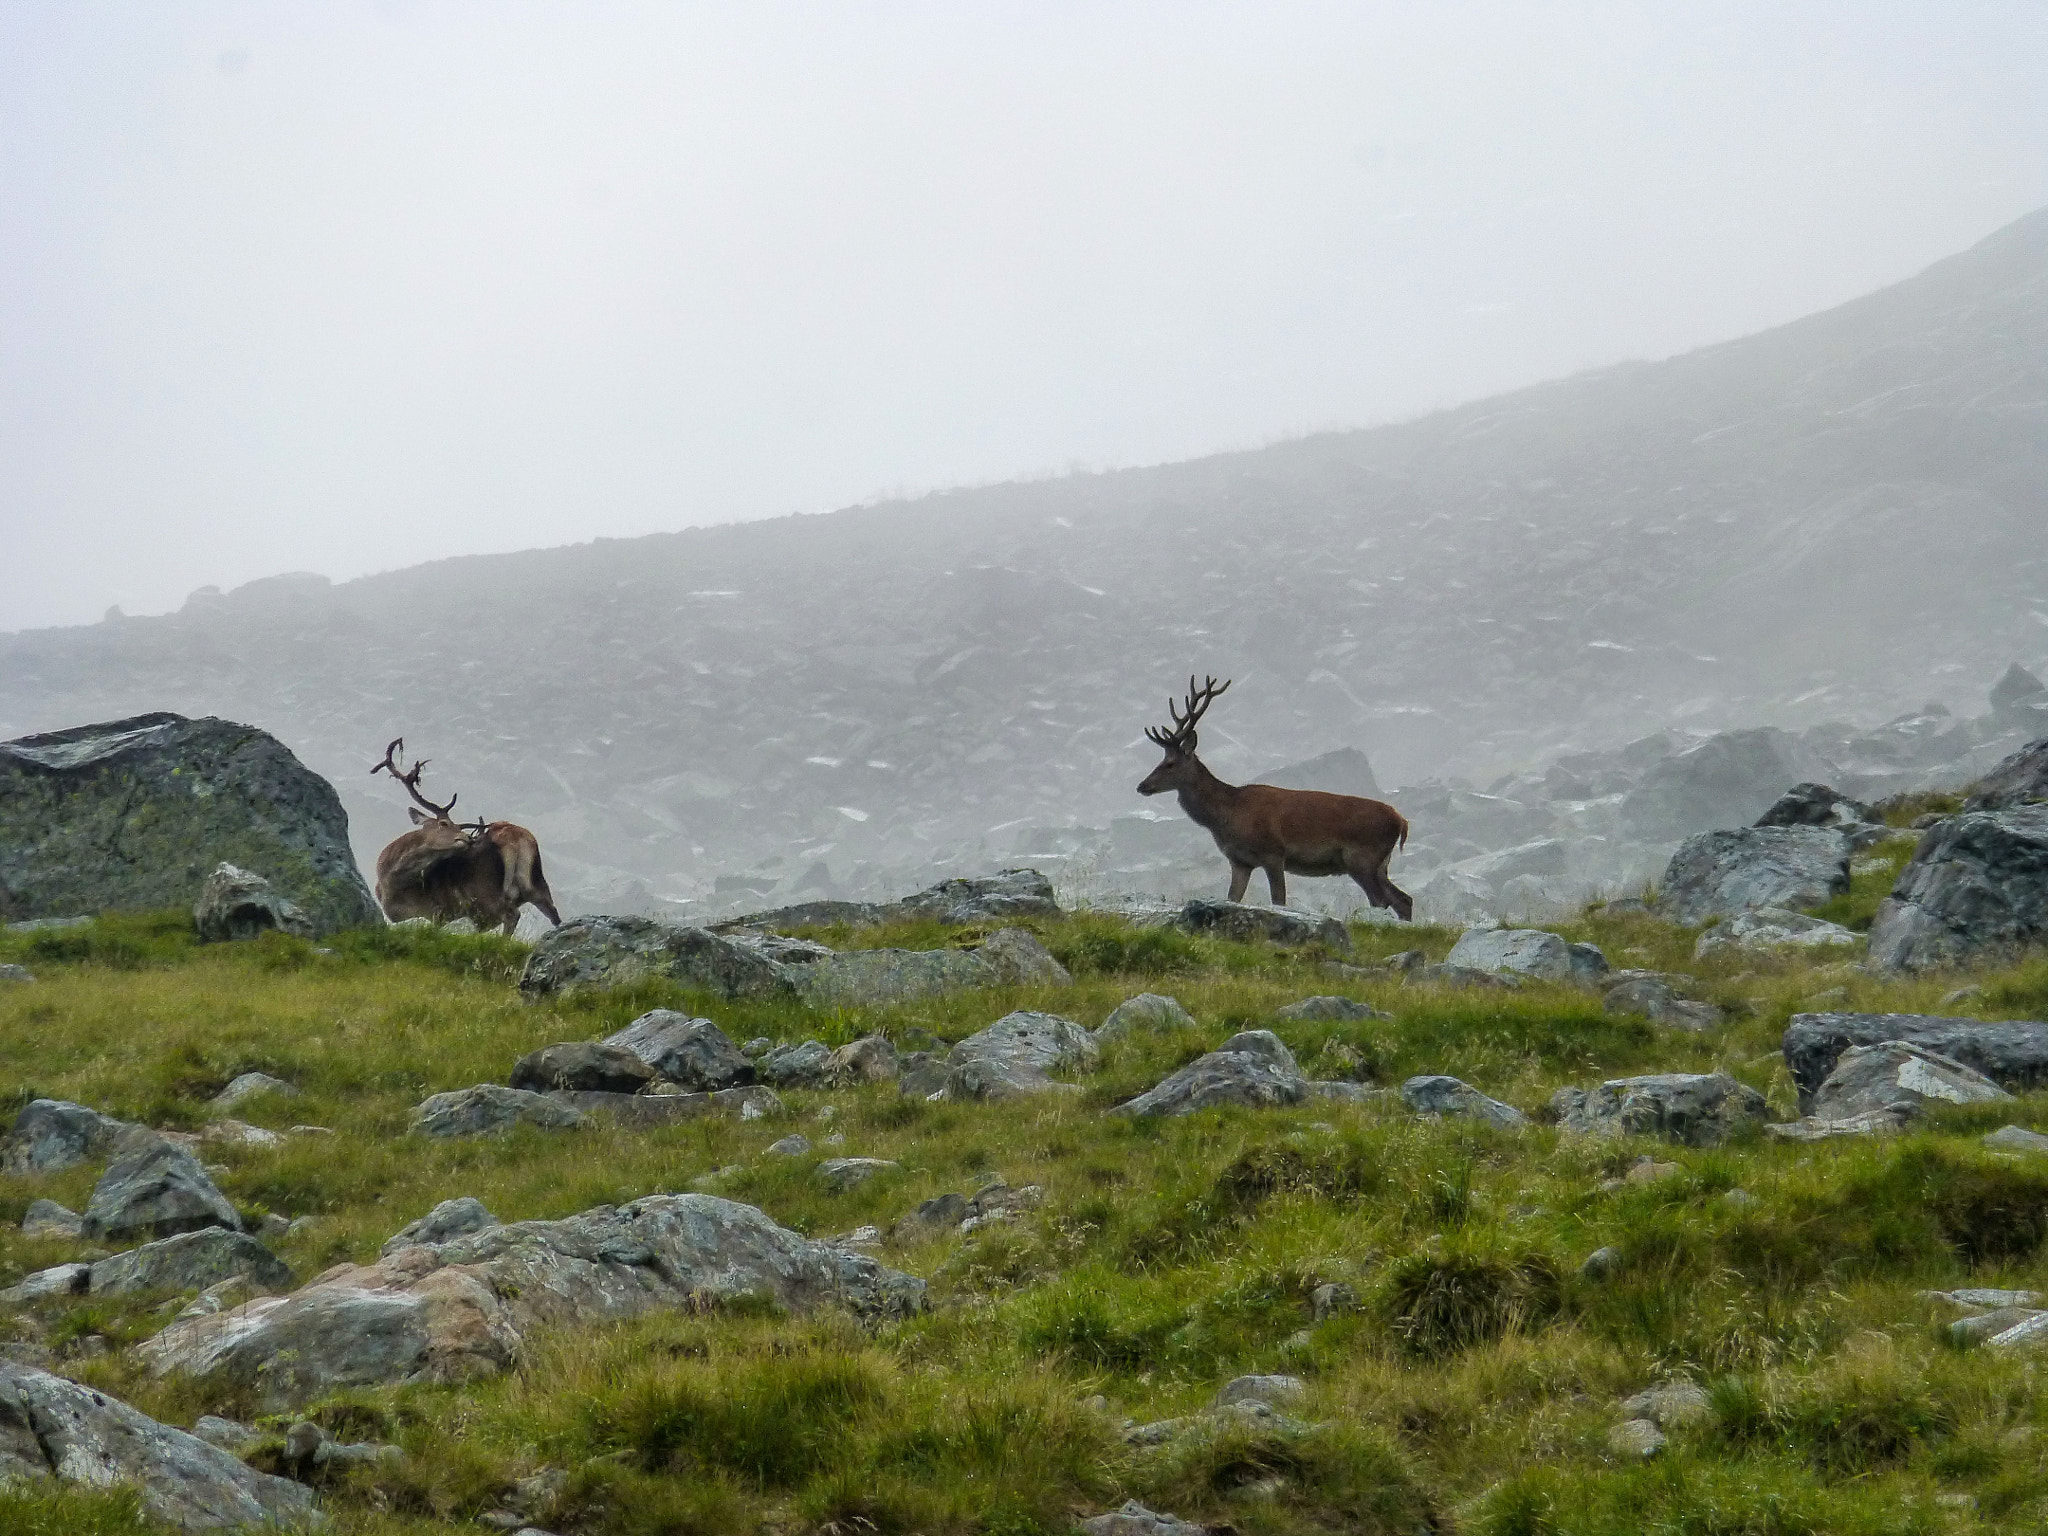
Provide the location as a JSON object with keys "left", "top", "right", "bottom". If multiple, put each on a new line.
{"left": 5, "top": 893, "right": 2048, "bottom": 1535}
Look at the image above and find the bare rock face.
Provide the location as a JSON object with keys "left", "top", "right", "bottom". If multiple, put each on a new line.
{"left": 602, "top": 1011, "right": 756, "bottom": 1090}
{"left": 191, "top": 862, "right": 314, "bottom": 944}
{"left": 1782, "top": 1011, "right": 2048, "bottom": 1111}
{"left": 1113, "top": 1030, "right": 1310, "bottom": 1117}
{"left": 1809, "top": 1041, "right": 2011, "bottom": 1120}
{"left": 2, "top": 1098, "right": 133, "bottom": 1175}
{"left": 1867, "top": 806, "right": 2048, "bottom": 973}
{"left": 0, "top": 712, "right": 377, "bottom": 933}
{"left": 945, "top": 1011, "right": 1099, "bottom": 1101}
{"left": 1658, "top": 826, "right": 1852, "bottom": 924}
{"left": 1176, "top": 900, "right": 1351, "bottom": 952}
{"left": 81, "top": 1128, "right": 242, "bottom": 1243}
{"left": 85, "top": 1228, "right": 292, "bottom": 1299}
{"left": 1966, "top": 734, "right": 2048, "bottom": 811}
{"left": 519, "top": 916, "right": 793, "bottom": 1000}
{"left": 509, "top": 1041, "right": 656, "bottom": 1095}
{"left": 139, "top": 1193, "right": 925, "bottom": 1409}
{"left": 1551, "top": 1072, "right": 1768, "bottom": 1147}
{"left": 0, "top": 1359, "right": 318, "bottom": 1530}
{"left": 1444, "top": 927, "right": 1608, "bottom": 984}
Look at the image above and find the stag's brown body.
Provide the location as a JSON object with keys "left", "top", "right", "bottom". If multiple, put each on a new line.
{"left": 371, "top": 741, "right": 562, "bottom": 934}
{"left": 1138, "top": 677, "right": 1413, "bottom": 920}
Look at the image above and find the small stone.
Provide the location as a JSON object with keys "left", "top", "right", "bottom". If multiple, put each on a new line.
{"left": 743, "top": 1038, "right": 773, "bottom": 1057}
{"left": 1984, "top": 1125, "right": 2048, "bottom": 1155}
{"left": 1625, "top": 1159, "right": 1682, "bottom": 1185}
{"left": 20, "top": 1199, "right": 83, "bottom": 1239}
{"left": 1720, "top": 1188, "right": 1758, "bottom": 1210}
{"left": 0, "top": 964, "right": 35, "bottom": 983}
{"left": 1273, "top": 995, "right": 1388, "bottom": 1022}
{"left": 210, "top": 1073, "right": 298, "bottom": 1113}
{"left": 257, "top": 1212, "right": 291, "bottom": 1241}
{"left": 1607, "top": 1418, "right": 1666, "bottom": 1458}
{"left": 1096, "top": 993, "right": 1197, "bottom": 1039}
{"left": 814, "top": 1157, "right": 898, "bottom": 1193}
{"left": 1079, "top": 1500, "right": 1206, "bottom": 1536}
{"left": 767, "top": 1134, "right": 812, "bottom": 1156}
{"left": 1214, "top": 1374, "right": 1305, "bottom": 1409}
{"left": 1311, "top": 1282, "right": 1359, "bottom": 1321}
{"left": 1618, "top": 1381, "right": 1712, "bottom": 1429}
{"left": 1580, "top": 1246, "right": 1621, "bottom": 1280}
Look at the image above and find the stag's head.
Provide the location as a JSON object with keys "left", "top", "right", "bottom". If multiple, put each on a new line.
{"left": 1137, "top": 675, "right": 1230, "bottom": 795}
{"left": 373, "top": 739, "right": 483, "bottom": 846}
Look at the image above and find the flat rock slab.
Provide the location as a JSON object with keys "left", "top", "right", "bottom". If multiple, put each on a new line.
{"left": 2, "top": 1098, "right": 132, "bottom": 1175}
{"left": 82, "top": 1127, "right": 241, "bottom": 1243}
{"left": 1985, "top": 1125, "right": 2048, "bottom": 1155}
{"left": 1401, "top": 1075, "right": 1527, "bottom": 1128}
{"left": 794, "top": 947, "right": 998, "bottom": 1008}
{"left": 1868, "top": 805, "right": 2048, "bottom": 973}
{"left": 86, "top": 1228, "right": 292, "bottom": 1299}
{"left": 0, "top": 1359, "right": 318, "bottom": 1530}
{"left": 1274, "top": 995, "right": 1388, "bottom": 1022}
{"left": 1765, "top": 1106, "right": 1917, "bottom": 1142}
{"left": 519, "top": 916, "right": 793, "bottom": 999}
{"left": 1444, "top": 927, "right": 1608, "bottom": 984}
{"left": 1552, "top": 1072, "right": 1768, "bottom": 1148}
{"left": 722, "top": 869, "right": 1063, "bottom": 932}
{"left": 1080, "top": 1501, "right": 1207, "bottom": 1536}
{"left": 0, "top": 711, "right": 379, "bottom": 934}
{"left": 1659, "top": 825, "right": 1851, "bottom": 925}
{"left": 1810, "top": 1041, "right": 2011, "bottom": 1120}
{"left": 1693, "top": 906, "right": 1859, "bottom": 960}
{"left": 411, "top": 1085, "right": 588, "bottom": 1138}
{"left": 139, "top": 1193, "right": 924, "bottom": 1410}
{"left": 1113, "top": 1031, "right": 1310, "bottom": 1118}
{"left": 1782, "top": 1012, "right": 2048, "bottom": 1110}
{"left": 1177, "top": 900, "right": 1351, "bottom": 951}
{"left": 602, "top": 1011, "right": 755, "bottom": 1091}
{"left": 546, "top": 1087, "right": 782, "bottom": 1127}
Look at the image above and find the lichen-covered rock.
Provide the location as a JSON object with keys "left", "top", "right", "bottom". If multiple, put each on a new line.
{"left": 1809, "top": 1041, "right": 2011, "bottom": 1120}
{"left": 1113, "top": 1030, "right": 1310, "bottom": 1117}
{"left": 894, "top": 868, "right": 1061, "bottom": 924}
{"left": 1400, "top": 1075, "right": 1527, "bottom": 1128}
{"left": 82, "top": 1128, "right": 242, "bottom": 1243}
{"left": 602, "top": 1010, "right": 756, "bottom": 1090}
{"left": 1782, "top": 1011, "right": 2048, "bottom": 1110}
{"left": 409, "top": 1085, "right": 588, "bottom": 1138}
{"left": 945, "top": 1011, "right": 1099, "bottom": 1101}
{"left": 1966, "top": 735, "right": 2048, "bottom": 811}
{"left": 0, "top": 1359, "right": 318, "bottom": 1530}
{"left": 547, "top": 1086, "right": 782, "bottom": 1127}
{"left": 381, "top": 1197, "right": 500, "bottom": 1256}
{"left": 1273, "top": 995, "right": 1389, "bottom": 1022}
{"left": 1601, "top": 974, "right": 1719, "bottom": 1031}
{"left": 1551, "top": 1072, "right": 1768, "bottom": 1147}
{"left": 1096, "top": 993, "right": 1196, "bottom": 1039}
{"left": 1444, "top": 927, "right": 1608, "bottom": 983}
{"left": 1659, "top": 826, "right": 1852, "bottom": 924}
{"left": 975, "top": 926, "right": 1072, "bottom": 986}
{"left": 20, "top": 1200, "right": 82, "bottom": 1239}
{"left": 1693, "top": 907, "right": 1859, "bottom": 959}
{"left": 1176, "top": 900, "right": 1351, "bottom": 952}
{"left": 829, "top": 1035, "right": 900, "bottom": 1084}
{"left": 0, "top": 712, "right": 378, "bottom": 933}
{"left": 793, "top": 947, "right": 997, "bottom": 1008}
{"left": 139, "top": 1193, "right": 924, "bottom": 1409}
{"left": 814, "top": 1157, "right": 899, "bottom": 1193}
{"left": 209, "top": 1073, "right": 296, "bottom": 1113}
{"left": 758, "top": 1040, "right": 836, "bottom": 1089}
{"left": 1867, "top": 806, "right": 2048, "bottom": 972}
{"left": 191, "top": 862, "right": 314, "bottom": 944}
{"left": 2, "top": 1098, "right": 132, "bottom": 1175}
{"left": 509, "top": 1041, "right": 656, "bottom": 1095}
{"left": 85, "top": 1228, "right": 292, "bottom": 1299}
{"left": 519, "top": 915, "right": 792, "bottom": 999}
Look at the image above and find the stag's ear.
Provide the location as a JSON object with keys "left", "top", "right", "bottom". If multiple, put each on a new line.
{"left": 408, "top": 807, "right": 429, "bottom": 826}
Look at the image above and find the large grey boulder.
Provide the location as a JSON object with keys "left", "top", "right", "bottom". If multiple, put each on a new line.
{"left": 1620, "top": 726, "right": 1834, "bottom": 841}
{"left": 1659, "top": 826, "right": 1852, "bottom": 924}
{"left": 758, "top": 1040, "right": 836, "bottom": 1089}
{"left": 1551, "top": 1072, "right": 1768, "bottom": 1147}
{"left": 894, "top": 868, "right": 1061, "bottom": 924}
{"left": 976, "top": 926, "right": 1072, "bottom": 986}
{"left": 1866, "top": 806, "right": 2048, "bottom": 972}
{"left": 602, "top": 1010, "right": 756, "bottom": 1090}
{"left": 1966, "top": 735, "right": 2048, "bottom": 811}
{"left": 1400, "top": 1075, "right": 1527, "bottom": 1128}
{"left": 409, "top": 1085, "right": 588, "bottom": 1138}
{"left": 191, "top": 862, "right": 313, "bottom": 945}
{"left": 1694, "top": 906, "right": 1859, "bottom": 959}
{"left": 1096, "top": 993, "right": 1196, "bottom": 1039}
{"left": 86, "top": 1229, "right": 292, "bottom": 1299}
{"left": 509, "top": 1041, "right": 656, "bottom": 1095}
{"left": 1808, "top": 1041, "right": 2011, "bottom": 1120}
{"left": 518, "top": 915, "right": 792, "bottom": 999}
{"left": 1177, "top": 900, "right": 1351, "bottom": 952}
{"left": 1113, "top": 1031, "right": 1310, "bottom": 1117}
{"left": 1782, "top": 1012, "right": 2048, "bottom": 1110}
{"left": 1444, "top": 927, "right": 1608, "bottom": 984}
{"left": 946, "top": 1011, "right": 1099, "bottom": 1100}
{"left": 2, "top": 1098, "right": 132, "bottom": 1175}
{"left": 139, "top": 1194, "right": 924, "bottom": 1409}
{"left": 81, "top": 1128, "right": 242, "bottom": 1243}
{"left": 793, "top": 946, "right": 996, "bottom": 1008}
{"left": 0, "top": 1359, "right": 318, "bottom": 1530}
{"left": 0, "top": 712, "right": 377, "bottom": 933}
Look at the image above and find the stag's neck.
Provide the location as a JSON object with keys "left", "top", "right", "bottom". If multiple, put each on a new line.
{"left": 1174, "top": 757, "right": 1243, "bottom": 831}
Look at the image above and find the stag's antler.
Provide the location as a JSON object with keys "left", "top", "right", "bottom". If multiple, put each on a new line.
{"left": 371, "top": 737, "right": 461, "bottom": 820}
{"left": 1146, "top": 675, "right": 1231, "bottom": 749}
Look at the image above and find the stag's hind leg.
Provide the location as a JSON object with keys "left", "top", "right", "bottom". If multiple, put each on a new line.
{"left": 1265, "top": 866, "right": 1288, "bottom": 906}
{"left": 1347, "top": 849, "right": 1415, "bottom": 923}
{"left": 1227, "top": 863, "right": 1253, "bottom": 903}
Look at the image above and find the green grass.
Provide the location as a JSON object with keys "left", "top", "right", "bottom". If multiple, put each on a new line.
{"left": 3, "top": 901, "right": 2048, "bottom": 1533}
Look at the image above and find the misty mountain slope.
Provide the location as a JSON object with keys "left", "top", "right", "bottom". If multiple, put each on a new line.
{"left": 2, "top": 209, "right": 2043, "bottom": 912}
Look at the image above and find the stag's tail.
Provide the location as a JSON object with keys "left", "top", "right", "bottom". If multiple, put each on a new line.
{"left": 1397, "top": 814, "right": 1409, "bottom": 851}
{"left": 527, "top": 849, "right": 563, "bottom": 926}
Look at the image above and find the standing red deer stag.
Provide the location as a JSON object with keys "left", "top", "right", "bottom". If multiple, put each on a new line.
{"left": 1137, "top": 676, "right": 1414, "bottom": 921}
{"left": 370, "top": 739, "right": 562, "bottom": 934}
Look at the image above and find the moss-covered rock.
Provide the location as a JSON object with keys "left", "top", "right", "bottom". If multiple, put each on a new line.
{"left": 0, "top": 712, "right": 379, "bottom": 934}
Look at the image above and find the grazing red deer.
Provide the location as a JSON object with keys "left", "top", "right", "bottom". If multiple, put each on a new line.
{"left": 1137, "top": 676, "right": 1414, "bottom": 921}
{"left": 370, "top": 739, "right": 562, "bottom": 934}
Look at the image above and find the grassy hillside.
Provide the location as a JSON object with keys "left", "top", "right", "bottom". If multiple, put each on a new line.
{"left": 6, "top": 890, "right": 2048, "bottom": 1535}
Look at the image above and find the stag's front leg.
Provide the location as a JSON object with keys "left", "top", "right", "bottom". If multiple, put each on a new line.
{"left": 1226, "top": 863, "right": 1253, "bottom": 903}
{"left": 1265, "top": 866, "right": 1287, "bottom": 906}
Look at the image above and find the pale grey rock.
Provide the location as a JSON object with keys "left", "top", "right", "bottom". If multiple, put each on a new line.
{"left": 1113, "top": 1031, "right": 1310, "bottom": 1117}
{"left": 1311, "top": 1282, "right": 1359, "bottom": 1320}
{"left": 1608, "top": 1418, "right": 1667, "bottom": 1458}
{"left": 0, "top": 1358, "right": 318, "bottom": 1529}
{"left": 1079, "top": 1500, "right": 1206, "bottom": 1536}
{"left": 518, "top": 915, "right": 792, "bottom": 1000}
{"left": 1782, "top": 1012, "right": 2048, "bottom": 1109}
{"left": 1868, "top": 805, "right": 2048, "bottom": 972}
{"left": 1923, "top": 1287, "right": 2042, "bottom": 1310}
{"left": 209, "top": 1073, "right": 297, "bottom": 1113}
{"left": 1411, "top": 962, "right": 1519, "bottom": 989}
{"left": 1551, "top": 1072, "right": 1768, "bottom": 1147}
{"left": 550, "top": 1086, "right": 781, "bottom": 1127}
{"left": 1400, "top": 1075, "right": 1527, "bottom": 1128}
{"left": 82, "top": 1128, "right": 242, "bottom": 1243}
{"left": 0, "top": 964, "right": 33, "bottom": 983}
{"left": 1214, "top": 1373, "right": 1305, "bottom": 1408}
{"left": 1273, "top": 995, "right": 1389, "bottom": 1022}
{"left": 895, "top": 868, "right": 1062, "bottom": 924}
{"left": 3, "top": 1098, "right": 132, "bottom": 1175}
{"left": 1444, "top": 927, "right": 1608, "bottom": 983}
{"left": 1177, "top": 899, "right": 1352, "bottom": 951}
{"left": 1602, "top": 975, "right": 1720, "bottom": 1030}
{"left": 1694, "top": 906, "right": 1860, "bottom": 960}
{"left": 1988, "top": 1313, "right": 2048, "bottom": 1351}
{"left": 409, "top": 1085, "right": 588, "bottom": 1139}
{"left": 1985, "top": 1124, "right": 2048, "bottom": 1154}
{"left": 1096, "top": 993, "right": 1196, "bottom": 1039}
{"left": 510, "top": 1042, "right": 656, "bottom": 1095}
{"left": 20, "top": 1200, "right": 82, "bottom": 1239}
{"left": 829, "top": 1035, "right": 900, "bottom": 1084}
{"left": 758, "top": 1040, "right": 836, "bottom": 1089}
{"left": 945, "top": 1010, "right": 1099, "bottom": 1101}
{"left": 1966, "top": 734, "right": 2048, "bottom": 810}
{"left": 1809, "top": 1041, "right": 2011, "bottom": 1119}
{"left": 1954, "top": 1308, "right": 2047, "bottom": 1345}
{"left": 141, "top": 1194, "right": 924, "bottom": 1409}
{"left": 192, "top": 862, "right": 313, "bottom": 944}
{"left": 975, "top": 926, "right": 1072, "bottom": 986}
{"left": 381, "top": 1197, "right": 500, "bottom": 1257}
{"left": 1765, "top": 1106, "right": 1918, "bottom": 1141}
{"left": 87, "top": 1229, "right": 291, "bottom": 1298}
{"left": 813, "top": 1158, "right": 899, "bottom": 1193}
{"left": 767, "top": 1134, "right": 812, "bottom": 1156}
{"left": 602, "top": 1011, "right": 755, "bottom": 1091}
{"left": 795, "top": 947, "right": 998, "bottom": 1008}
{"left": 1618, "top": 1381, "right": 1712, "bottom": 1429}
{"left": 190, "top": 1416, "right": 257, "bottom": 1453}
{"left": 0, "top": 1264, "right": 90, "bottom": 1305}
{"left": 1659, "top": 826, "right": 1851, "bottom": 924}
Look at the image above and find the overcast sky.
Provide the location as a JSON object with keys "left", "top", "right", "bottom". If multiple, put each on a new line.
{"left": 3, "top": 2, "right": 2044, "bottom": 633}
